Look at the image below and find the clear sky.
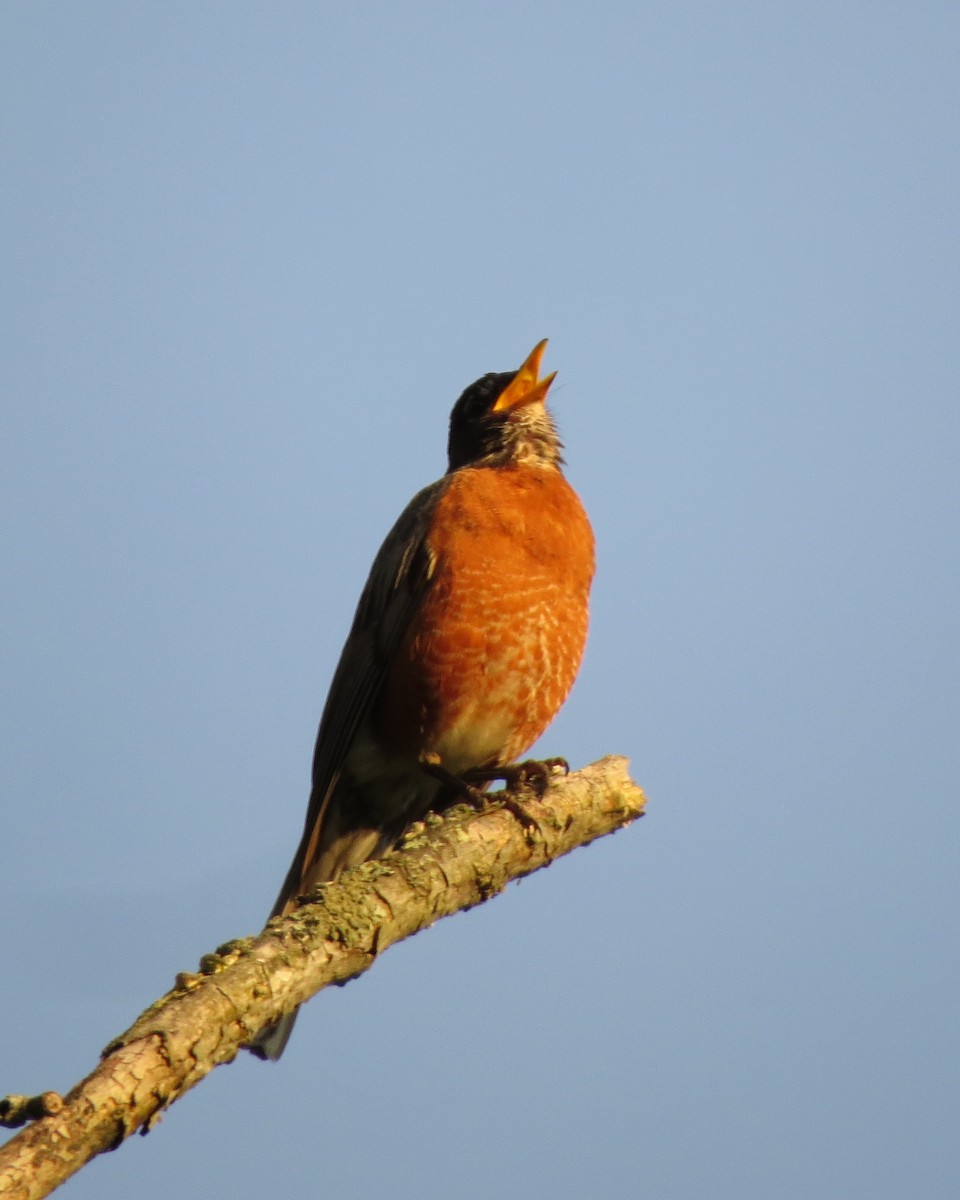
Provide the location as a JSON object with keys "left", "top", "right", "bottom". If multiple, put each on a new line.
{"left": 2, "top": 3, "right": 958, "bottom": 1198}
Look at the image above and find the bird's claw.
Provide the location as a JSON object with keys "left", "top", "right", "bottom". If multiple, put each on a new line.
{"left": 419, "top": 753, "right": 568, "bottom": 835}
{"left": 461, "top": 757, "right": 569, "bottom": 835}
{"left": 462, "top": 756, "right": 568, "bottom": 798}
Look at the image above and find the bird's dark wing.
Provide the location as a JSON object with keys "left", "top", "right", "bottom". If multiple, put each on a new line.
{"left": 269, "top": 476, "right": 447, "bottom": 917}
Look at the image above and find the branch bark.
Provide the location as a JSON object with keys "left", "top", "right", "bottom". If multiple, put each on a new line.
{"left": 0, "top": 756, "right": 645, "bottom": 1200}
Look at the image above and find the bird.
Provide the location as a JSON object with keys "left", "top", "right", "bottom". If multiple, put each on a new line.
{"left": 250, "top": 339, "right": 595, "bottom": 1060}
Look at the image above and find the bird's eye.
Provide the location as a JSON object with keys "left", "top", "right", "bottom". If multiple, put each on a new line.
{"left": 460, "top": 372, "right": 516, "bottom": 422}
{"left": 467, "top": 377, "right": 497, "bottom": 417}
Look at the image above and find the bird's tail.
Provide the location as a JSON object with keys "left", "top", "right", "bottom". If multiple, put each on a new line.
{"left": 247, "top": 803, "right": 396, "bottom": 1061}
{"left": 249, "top": 1011, "right": 298, "bottom": 1061}
{"left": 248, "top": 775, "right": 447, "bottom": 1061}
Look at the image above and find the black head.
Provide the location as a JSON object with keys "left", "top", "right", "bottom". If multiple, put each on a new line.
{"left": 446, "top": 341, "right": 563, "bottom": 472}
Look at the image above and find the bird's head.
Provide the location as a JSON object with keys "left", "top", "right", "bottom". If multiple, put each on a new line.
{"left": 446, "top": 339, "right": 563, "bottom": 472}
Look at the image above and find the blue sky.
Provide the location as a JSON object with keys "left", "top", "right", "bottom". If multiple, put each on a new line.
{"left": 2, "top": 4, "right": 958, "bottom": 1198}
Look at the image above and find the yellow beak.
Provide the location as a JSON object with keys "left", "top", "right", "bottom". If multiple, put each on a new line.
{"left": 491, "top": 339, "right": 557, "bottom": 413}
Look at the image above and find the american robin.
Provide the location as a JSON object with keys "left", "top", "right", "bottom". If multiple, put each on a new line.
{"left": 250, "top": 339, "right": 594, "bottom": 1060}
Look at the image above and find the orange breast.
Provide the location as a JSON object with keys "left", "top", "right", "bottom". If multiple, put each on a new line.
{"left": 378, "top": 464, "right": 595, "bottom": 772}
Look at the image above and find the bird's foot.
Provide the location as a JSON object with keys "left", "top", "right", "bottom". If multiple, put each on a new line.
{"left": 462, "top": 756, "right": 569, "bottom": 798}
{"left": 463, "top": 757, "right": 568, "bottom": 833}
{"left": 418, "top": 753, "right": 566, "bottom": 834}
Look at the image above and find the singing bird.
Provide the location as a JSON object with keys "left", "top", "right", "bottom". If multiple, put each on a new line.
{"left": 250, "top": 340, "right": 594, "bottom": 1060}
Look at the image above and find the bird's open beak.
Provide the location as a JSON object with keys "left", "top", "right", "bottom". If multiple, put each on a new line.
{"left": 492, "top": 339, "right": 557, "bottom": 413}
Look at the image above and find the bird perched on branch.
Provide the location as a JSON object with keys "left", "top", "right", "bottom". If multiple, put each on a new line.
{"left": 251, "top": 340, "right": 594, "bottom": 1060}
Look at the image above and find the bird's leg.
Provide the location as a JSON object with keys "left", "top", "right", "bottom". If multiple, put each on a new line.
{"left": 417, "top": 751, "right": 488, "bottom": 806}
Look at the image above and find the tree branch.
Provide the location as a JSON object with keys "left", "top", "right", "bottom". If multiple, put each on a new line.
{"left": 0, "top": 756, "right": 645, "bottom": 1200}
